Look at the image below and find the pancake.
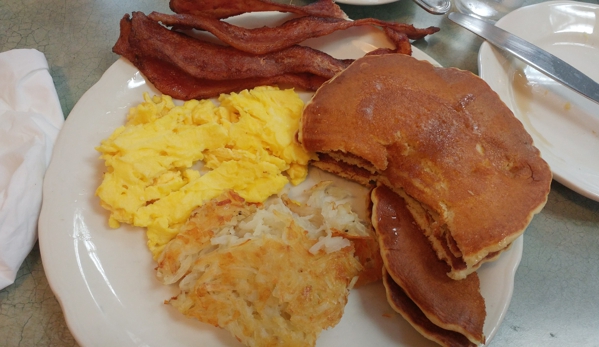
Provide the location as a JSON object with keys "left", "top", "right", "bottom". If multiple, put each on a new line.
{"left": 299, "top": 53, "right": 552, "bottom": 279}
{"left": 311, "top": 152, "right": 376, "bottom": 187}
{"left": 372, "top": 185, "right": 485, "bottom": 346}
{"left": 382, "top": 270, "right": 476, "bottom": 347}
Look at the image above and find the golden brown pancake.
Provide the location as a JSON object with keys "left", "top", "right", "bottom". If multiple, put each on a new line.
{"left": 372, "top": 185, "right": 485, "bottom": 345}
{"left": 382, "top": 269, "right": 476, "bottom": 347}
{"left": 300, "top": 53, "right": 552, "bottom": 279}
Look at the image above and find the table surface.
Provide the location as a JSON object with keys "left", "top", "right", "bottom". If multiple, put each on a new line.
{"left": 1, "top": 0, "right": 598, "bottom": 346}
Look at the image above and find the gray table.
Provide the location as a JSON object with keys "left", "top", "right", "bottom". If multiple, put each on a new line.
{"left": 1, "top": 0, "right": 598, "bottom": 346}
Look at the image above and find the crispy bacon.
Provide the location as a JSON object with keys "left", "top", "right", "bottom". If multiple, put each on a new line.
{"left": 366, "top": 28, "right": 412, "bottom": 56}
{"left": 114, "top": 13, "right": 332, "bottom": 99}
{"left": 135, "top": 56, "right": 327, "bottom": 100}
{"left": 169, "top": 0, "right": 348, "bottom": 19}
{"left": 113, "top": 0, "right": 440, "bottom": 101}
{"left": 121, "top": 12, "right": 352, "bottom": 82}
{"left": 148, "top": 12, "right": 439, "bottom": 55}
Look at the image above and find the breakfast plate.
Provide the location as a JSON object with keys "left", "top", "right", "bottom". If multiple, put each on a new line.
{"left": 479, "top": 1, "right": 599, "bottom": 202}
{"left": 39, "top": 11, "right": 522, "bottom": 347}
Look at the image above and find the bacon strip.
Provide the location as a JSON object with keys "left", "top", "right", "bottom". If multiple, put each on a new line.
{"left": 366, "top": 28, "right": 412, "bottom": 56}
{"left": 114, "top": 13, "right": 330, "bottom": 100}
{"left": 121, "top": 12, "right": 353, "bottom": 82}
{"left": 136, "top": 57, "right": 327, "bottom": 100}
{"left": 169, "top": 0, "right": 347, "bottom": 19}
{"left": 148, "top": 12, "right": 439, "bottom": 55}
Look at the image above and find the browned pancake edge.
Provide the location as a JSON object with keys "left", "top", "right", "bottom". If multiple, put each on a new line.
{"left": 371, "top": 184, "right": 486, "bottom": 345}
{"left": 382, "top": 268, "right": 477, "bottom": 347}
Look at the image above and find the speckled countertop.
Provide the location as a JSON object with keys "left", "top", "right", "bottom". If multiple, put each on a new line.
{"left": 1, "top": 0, "right": 598, "bottom": 346}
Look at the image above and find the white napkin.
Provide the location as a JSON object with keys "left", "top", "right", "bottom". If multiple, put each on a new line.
{"left": 0, "top": 49, "right": 64, "bottom": 290}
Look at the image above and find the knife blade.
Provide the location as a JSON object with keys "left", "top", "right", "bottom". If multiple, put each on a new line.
{"left": 448, "top": 12, "right": 599, "bottom": 105}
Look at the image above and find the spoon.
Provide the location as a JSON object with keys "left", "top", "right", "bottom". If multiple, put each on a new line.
{"left": 412, "top": 0, "right": 451, "bottom": 14}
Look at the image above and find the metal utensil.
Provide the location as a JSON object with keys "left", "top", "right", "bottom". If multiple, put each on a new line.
{"left": 413, "top": 0, "right": 451, "bottom": 15}
{"left": 448, "top": 12, "right": 599, "bottom": 105}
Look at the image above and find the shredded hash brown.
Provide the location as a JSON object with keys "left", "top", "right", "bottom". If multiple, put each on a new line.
{"left": 157, "top": 184, "right": 378, "bottom": 346}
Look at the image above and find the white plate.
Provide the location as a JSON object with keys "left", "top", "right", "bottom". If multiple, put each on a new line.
{"left": 479, "top": 1, "right": 599, "bottom": 202}
{"left": 336, "top": 0, "right": 399, "bottom": 5}
{"left": 39, "top": 11, "right": 522, "bottom": 347}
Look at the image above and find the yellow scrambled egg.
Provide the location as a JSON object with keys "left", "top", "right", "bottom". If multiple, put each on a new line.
{"left": 96, "top": 86, "right": 313, "bottom": 258}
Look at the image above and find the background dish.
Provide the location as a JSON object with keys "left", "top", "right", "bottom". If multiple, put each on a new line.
{"left": 479, "top": 1, "right": 599, "bottom": 202}
{"left": 39, "top": 11, "right": 522, "bottom": 347}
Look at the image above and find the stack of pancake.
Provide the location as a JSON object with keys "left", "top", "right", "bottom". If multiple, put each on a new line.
{"left": 298, "top": 54, "right": 552, "bottom": 346}
{"left": 373, "top": 184, "right": 485, "bottom": 346}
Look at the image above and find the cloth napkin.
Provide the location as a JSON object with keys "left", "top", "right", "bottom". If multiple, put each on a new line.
{"left": 0, "top": 49, "right": 64, "bottom": 290}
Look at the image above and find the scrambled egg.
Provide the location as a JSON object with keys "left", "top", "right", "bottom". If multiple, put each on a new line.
{"left": 96, "top": 86, "right": 313, "bottom": 257}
